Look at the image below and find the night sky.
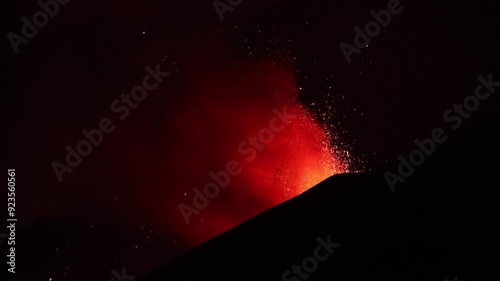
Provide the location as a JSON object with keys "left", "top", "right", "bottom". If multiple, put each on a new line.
{"left": 1, "top": 0, "right": 499, "bottom": 280}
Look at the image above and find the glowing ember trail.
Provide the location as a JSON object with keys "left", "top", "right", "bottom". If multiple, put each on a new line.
{"left": 240, "top": 103, "right": 346, "bottom": 206}
{"left": 157, "top": 59, "right": 351, "bottom": 246}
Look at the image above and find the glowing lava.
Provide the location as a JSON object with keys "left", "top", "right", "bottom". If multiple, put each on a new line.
{"left": 238, "top": 102, "right": 346, "bottom": 206}
{"left": 158, "top": 59, "right": 350, "bottom": 246}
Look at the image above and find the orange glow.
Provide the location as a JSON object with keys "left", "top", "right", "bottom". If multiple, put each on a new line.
{"left": 161, "top": 60, "right": 351, "bottom": 247}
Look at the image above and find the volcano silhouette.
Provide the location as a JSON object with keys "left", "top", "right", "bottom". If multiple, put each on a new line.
{"left": 138, "top": 107, "right": 497, "bottom": 281}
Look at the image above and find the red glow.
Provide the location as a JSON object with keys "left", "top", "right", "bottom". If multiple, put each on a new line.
{"left": 156, "top": 59, "right": 349, "bottom": 247}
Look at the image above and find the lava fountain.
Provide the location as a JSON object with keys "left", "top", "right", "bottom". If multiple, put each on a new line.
{"left": 158, "top": 59, "right": 350, "bottom": 246}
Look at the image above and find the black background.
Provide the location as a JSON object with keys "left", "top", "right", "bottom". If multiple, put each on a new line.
{"left": 1, "top": 0, "right": 499, "bottom": 280}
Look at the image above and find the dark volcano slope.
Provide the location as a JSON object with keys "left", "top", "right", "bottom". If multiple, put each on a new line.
{"left": 139, "top": 105, "right": 498, "bottom": 281}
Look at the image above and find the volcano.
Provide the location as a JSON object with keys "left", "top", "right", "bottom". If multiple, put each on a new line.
{"left": 137, "top": 104, "right": 497, "bottom": 281}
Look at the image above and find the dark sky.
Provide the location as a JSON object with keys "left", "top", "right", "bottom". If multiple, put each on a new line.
{"left": 1, "top": 0, "right": 499, "bottom": 280}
